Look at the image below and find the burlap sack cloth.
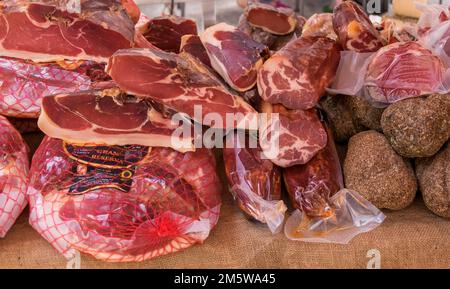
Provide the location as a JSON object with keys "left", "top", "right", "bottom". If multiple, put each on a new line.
{"left": 0, "top": 134, "right": 448, "bottom": 269}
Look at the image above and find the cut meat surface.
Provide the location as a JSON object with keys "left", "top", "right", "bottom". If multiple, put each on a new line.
{"left": 39, "top": 90, "right": 195, "bottom": 152}
{"left": 258, "top": 36, "right": 341, "bottom": 110}
{"left": 333, "top": 1, "right": 384, "bottom": 52}
{"left": 28, "top": 137, "right": 221, "bottom": 261}
{"left": 0, "top": 115, "right": 29, "bottom": 237}
{"left": 0, "top": 0, "right": 134, "bottom": 62}
{"left": 201, "top": 23, "right": 269, "bottom": 92}
{"left": 0, "top": 57, "right": 92, "bottom": 118}
{"left": 180, "top": 35, "right": 212, "bottom": 68}
{"left": 142, "top": 15, "right": 198, "bottom": 53}
{"left": 259, "top": 103, "right": 327, "bottom": 168}
{"left": 365, "top": 42, "right": 445, "bottom": 103}
{"left": 107, "top": 48, "right": 257, "bottom": 130}
{"left": 246, "top": 2, "right": 297, "bottom": 35}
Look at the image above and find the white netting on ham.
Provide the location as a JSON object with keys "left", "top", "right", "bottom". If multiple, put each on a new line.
{"left": 28, "top": 137, "right": 222, "bottom": 262}
{"left": 0, "top": 115, "right": 29, "bottom": 237}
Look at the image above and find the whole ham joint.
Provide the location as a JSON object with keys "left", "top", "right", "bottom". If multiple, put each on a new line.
{"left": 259, "top": 103, "right": 327, "bottom": 168}
{"left": 258, "top": 36, "right": 341, "bottom": 110}
{"left": 333, "top": 1, "right": 384, "bottom": 52}
{"left": 180, "top": 35, "right": 212, "bottom": 68}
{"left": 28, "top": 137, "right": 221, "bottom": 261}
{"left": 142, "top": 15, "right": 198, "bottom": 53}
{"left": 223, "top": 132, "right": 286, "bottom": 233}
{"left": 245, "top": 2, "right": 297, "bottom": 35}
{"left": 0, "top": 0, "right": 135, "bottom": 63}
{"left": 107, "top": 48, "right": 257, "bottom": 130}
{"left": 365, "top": 41, "right": 445, "bottom": 104}
{"left": 302, "top": 13, "right": 337, "bottom": 40}
{"left": 0, "top": 116, "right": 29, "bottom": 237}
{"left": 201, "top": 23, "right": 269, "bottom": 92}
{"left": 38, "top": 89, "right": 195, "bottom": 152}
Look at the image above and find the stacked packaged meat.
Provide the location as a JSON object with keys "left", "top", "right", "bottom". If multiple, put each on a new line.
{"left": 0, "top": 0, "right": 447, "bottom": 262}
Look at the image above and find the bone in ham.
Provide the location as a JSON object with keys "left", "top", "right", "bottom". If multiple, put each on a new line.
{"left": 107, "top": 48, "right": 257, "bottom": 130}
{"left": 0, "top": 57, "right": 110, "bottom": 118}
{"left": 0, "top": 116, "right": 29, "bottom": 237}
{"left": 302, "top": 13, "right": 337, "bottom": 40}
{"left": 245, "top": 2, "right": 298, "bottom": 35}
{"left": 258, "top": 36, "right": 341, "bottom": 110}
{"left": 259, "top": 103, "right": 327, "bottom": 168}
{"left": 0, "top": 0, "right": 134, "bottom": 63}
{"left": 28, "top": 137, "right": 221, "bottom": 261}
{"left": 365, "top": 41, "right": 445, "bottom": 104}
{"left": 142, "top": 15, "right": 198, "bottom": 53}
{"left": 201, "top": 23, "right": 269, "bottom": 92}
{"left": 332, "top": 1, "right": 384, "bottom": 52}
{"left": 38, "top": 89, "right": 195, "bottom": 152}
{"left": 180, "top": 35, "right": 212, "bottom": 68}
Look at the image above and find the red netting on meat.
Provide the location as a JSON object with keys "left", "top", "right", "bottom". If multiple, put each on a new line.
{"left": 0, "top": 115, "right": 29, "bottom": 237}
{"left": 28, "top": 137, "right": 221, "bottom": 262}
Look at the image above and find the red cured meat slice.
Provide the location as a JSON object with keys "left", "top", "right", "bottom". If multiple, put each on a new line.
{"left": 0, "top": 0, "right": 134, "bottom": 62}
{"left": 258, "top": 36, "right": 340, "bottom": 110}
{"left": 246, "top": 2, "right": 297, "bottom": 35}
{"left": 0, "top": 115, "right": 29, "bottom": 237}
{"left": 28, "top": 137, "right": 221, "bottom": 261}
{"left": 38, "top": 90, "right": 195, "bottom": 152}
{"left": 259, "top": 103, "right": 327, "bottom": 168}
{"left": 365, "top": 41, "right": 445, "bottom": 103}
{"left": 223, "top": 132, "right": 286, "bottom": 232}
{"left": 180, "top": 35, "right": 212, "bottom": 68}
{"left": 142, "top": 15, "right": 197, "bottom": 54}
{"left": 107, "top": 48, "right": 257, "bottom": 130}
{"left": 333, "top": 1, "right": 384, "bottom": 52}
{"left": 201, "top": 23, "right": 269, "bottom": 92}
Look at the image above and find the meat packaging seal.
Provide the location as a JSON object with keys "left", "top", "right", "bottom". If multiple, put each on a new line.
{"left": 283, "top": 128, "right": 385, "bottom": 244}
{"left": 0, "top": 116, "right": 29, "bottom": 237}
{"left": 223, "top": 132, "right": 286, "bottom": 234}
{"left": 329, "top": 41, "right": 450, "bottom": 106}
{"left": 28, "top": 137, "right": 222, "bottom": 262}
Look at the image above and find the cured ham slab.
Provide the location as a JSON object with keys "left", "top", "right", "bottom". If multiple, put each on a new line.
{"left": 28, "top": 138, "right": 221, "bottom": 261}
{"left": 39, "top": 90, "right": 195, "bottom": 152}
{"left": 245, "top": 2, "right": 297, "bottom": 35}
{"left": 365, "top": 42, "right": 445, "bottom": 103}
{"left": 259, "top": 103, "right": 327, "bottom": 168}
{"left": 333, "top": 1, "right": 384, "bottom": 52}
{"left": 0, "top": 116, "right": 28, "bottom": 237}
{"left": 258, "top": 36, "right": 340, "bottom": 110}
{"left": 0, "top": 0, "right": 134, "bottom": 63}
{"left": 142, "top": 15, "right": 198, "bottom": 53}
{"left": 180, "top": 35, "right": 212, "bottom": 68}
{"left": 107, "top": 48, "right": 257, "bottom": 130}
{"left": 201, "top": 23, "right": 268, "bottom": 92}
{"left": 302, "top": 13, "right": 337, "bottom": 40}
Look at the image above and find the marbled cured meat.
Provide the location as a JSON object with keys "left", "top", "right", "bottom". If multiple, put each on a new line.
{"left": 180, "top": 35, "right": 212, "bottom": 68}
{"left": 246, "top": 2, "right": 297, "bottom": 35}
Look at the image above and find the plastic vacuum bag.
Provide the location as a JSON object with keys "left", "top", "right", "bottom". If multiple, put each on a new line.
{"left": 28, "top": 137, "right": 222, "bottom": 262}
{"left": 223, "top": 132, "right": 286, "bottom": 233}
{"left": 283, "top": 128, "right": 385, "bottom": 244}
{"left": 0, "top": 115, "right": 29, "bottom": 237}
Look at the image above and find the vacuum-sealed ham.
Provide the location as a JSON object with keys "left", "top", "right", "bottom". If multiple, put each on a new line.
{"left": 28, "top": 137, "right": 222, "bottom": 262}
{"left": 0, "top": 115, "right": 29, "bottom": 237}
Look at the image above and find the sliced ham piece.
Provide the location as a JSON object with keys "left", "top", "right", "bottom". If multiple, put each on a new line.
{"left": 246, "top": 2, "right": 297, "bottom": 35}
{"left": 365, "top": 41, "right": 445, "bottom": 103}
{"left": 333, "top": 1, "right": 384, "bottom": 52}
{"left": 142, "top": 15, "right": 198, "bottom": 53}
{"left": 107, "top": 48, "right": 257, "bottom": 130}
{"left": 0, "top": 0, "right": 134, "bottom": 63}
{"left": 38, "top": 90, "right": 195, "bottom": 152}
{"left": 201, "top": 23, "right": 269, "bottom": 92}
{"left": 259, "top": 103, "right": 327, "bottom": 168}
{"left": 258, "top": 36, "right": 341, "bottom": 110}
{"left": 0, "top": 115, "right": 29, "bottom": 237}
{"left": 180, "top": 35, "right": 212, "bottom": 68}
{"left": 28, "top": 138, "right": 221, "bottom": 262}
